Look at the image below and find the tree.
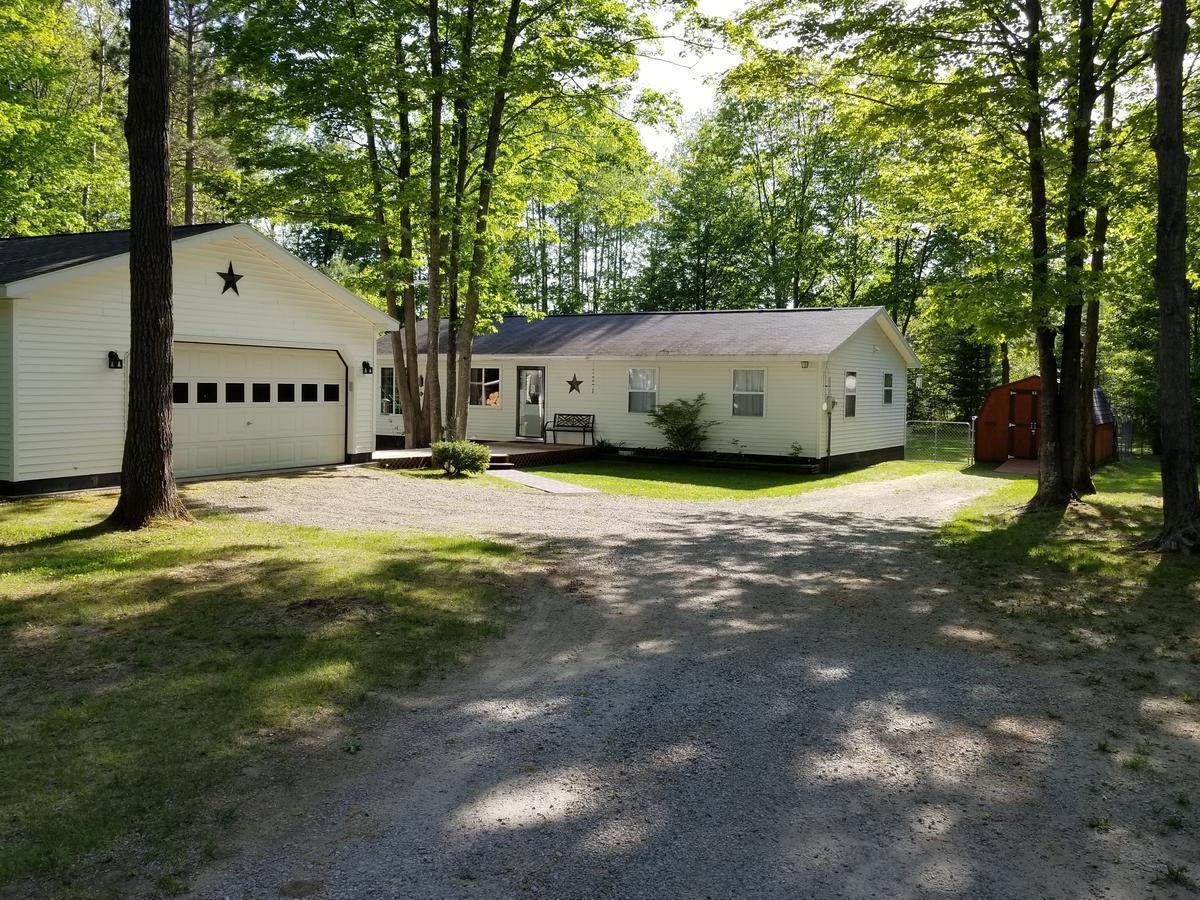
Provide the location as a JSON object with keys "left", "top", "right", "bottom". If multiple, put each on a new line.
{"left": 109, "top": 0, "right": 189, "bottom": 528}
{"left": 1150, "top": 0, "right": 1200, "bottom": 551}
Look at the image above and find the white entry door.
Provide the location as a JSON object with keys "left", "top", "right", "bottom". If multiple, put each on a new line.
{"left": 172, "top": 343, "right": 346, "bottom": 477}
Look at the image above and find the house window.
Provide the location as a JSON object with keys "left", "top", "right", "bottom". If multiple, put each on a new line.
{"left": 225, "top": 383, "right": 245, "bottom": 403}
{"left": 469, "top": 367, "right": 501, "bottom": 406}
{"left": 324, "top": 384, "right": 340, "bottom": 402}
{"left": 883, "top": 373, "right": 894, "bottom": 405}
{"left": 197, "top": 382, "right": 218, "bottom": 403}
{"left": 844, "top": 371, "right": 857, "bottom": 417}
{"left": 301, "top": 383, "right": 318, "bottom": 402}
{"left": 252, "top": 383, "right": 270, "bottom": 403}
{"left": 732, "top": 369, "right": 765, "bottom": 417}
{"left": 278, "top": 383, "right": 295, "bottom": 402}
{"left": 380, "top": 366, "right": 397, "bottom": 414}
{"left": 628, "top": 368, "right": 657, "bottom": 412}
{"left": 173, "top": 382, "right": 188, "bottom": 404}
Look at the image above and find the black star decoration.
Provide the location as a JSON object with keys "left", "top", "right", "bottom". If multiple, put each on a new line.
{"left": 217, "top": 261, "right": 244, "bottom": 295}
{"left": 566, "top": 374, "right": 583, "bottom": 393}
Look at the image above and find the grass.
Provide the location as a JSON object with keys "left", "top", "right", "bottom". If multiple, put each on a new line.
{"left": 526, "top": 458, "right": 955, "bottom": 500}
{"left": 0, "top": 495, "right": 522, "bottom": 897}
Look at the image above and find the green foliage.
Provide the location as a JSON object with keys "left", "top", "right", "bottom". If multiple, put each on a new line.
{"left": 647, "top": 394, "right": 719, "bottom": 454}
{"left": 430, "top": 440, "right": 492, "bottom": 476}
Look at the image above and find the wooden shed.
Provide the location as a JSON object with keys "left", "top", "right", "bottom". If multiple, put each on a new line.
{"left": 974, "top": 376, "right": 1117, "bottom": 467}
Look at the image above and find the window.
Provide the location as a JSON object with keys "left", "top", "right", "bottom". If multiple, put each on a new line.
{"left": 278, "top": 383, "right": 295, "bottom": 402}
{"left": 469, "top": 367, "right": 501, "bottom": 406}
{"left": 628, "top": 368, "right": 657, "bottom": 413}
{"left": 732, "top": 369, "right": 765, "bottom": 417}
{"left": 252, "top": 383, "right": 270, "bottom": 403}
{"left": 301, "top": 383, "right": 318, "bottom": 402}
{"left": 883, "top": 373, "right": 894, "bottom": 406}
{"left": 225, "top": 383, "right": 245, "bottom": 403}
{"left": 324, "top": 383, "right": 340, "bottom": 402}
{"left": 198, "top": 382, "right": 218, "bottom": 403}
{"left": 844, "top": 371, "right": 857, "bottom": 417}
{"left": 173, "top": 382, "right": 188, "bottom": 404}
{"left": 380, "top": 366, "right": 397, "bottom": 414}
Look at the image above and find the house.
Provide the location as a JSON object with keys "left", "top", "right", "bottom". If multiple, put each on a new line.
{"left": 974, "top": 375, "right": 1118, "bottom": 467}
{"left": 0, "top": 224, "right": 396, "bottom": 496}
{"left": 377, "top": 306, "right": 920, "bottom": 470}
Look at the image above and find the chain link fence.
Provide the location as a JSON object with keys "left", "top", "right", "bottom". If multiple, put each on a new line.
{"left": 905, "top": 419, "right": 975, "bottom": 465}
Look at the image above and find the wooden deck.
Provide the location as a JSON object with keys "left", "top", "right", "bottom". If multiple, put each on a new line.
{"left": 373, "top": 441, "right": 596, "bottom": 471}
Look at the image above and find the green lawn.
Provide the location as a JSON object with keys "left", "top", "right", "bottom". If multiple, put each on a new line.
{"left": 0, "top": 496, "right": 521, "bottom": 897}
{"left": 528, "top": 457, "right": 954, "bottom": 500}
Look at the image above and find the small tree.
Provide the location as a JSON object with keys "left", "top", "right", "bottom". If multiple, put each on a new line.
{"left": 648, "top": 394, "right": 718, "bottom": 454}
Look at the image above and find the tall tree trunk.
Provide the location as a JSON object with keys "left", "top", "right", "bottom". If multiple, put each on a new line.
{"left": 1000, "top": 340, "right": 1010, "bottom": 385}
{"left": 424, "top": 0, "right": 444, "bottom": 443}
{"left": 110, "top": 0, "right": 188, "bottom": 528}
{"left": 1152, "top": 0, "right": 1200, "bottom": 550}
{"left": 183, "top": 1, "right": 197, "bottom": 225}
{"left": 452, "top": 0, "right": 521, "bottom": 438}
{"left": 395, "top": 33, "right": 424, "bottom": 446}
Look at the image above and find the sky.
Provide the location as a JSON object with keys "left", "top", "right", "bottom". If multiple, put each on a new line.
{"left": 632, "top": 0, "right": 747, "bottom": 159}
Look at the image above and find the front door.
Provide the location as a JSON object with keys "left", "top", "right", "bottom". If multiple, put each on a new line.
{"left": 1008, "top": 389, "right": 1039, "bottom": 459}
{"left": 516, "top": 366, "right": 546, "bottom": 439}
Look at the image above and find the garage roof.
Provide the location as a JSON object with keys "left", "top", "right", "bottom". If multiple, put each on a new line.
{"left": 378, "top": 307, "right": 919, "bottom": 364}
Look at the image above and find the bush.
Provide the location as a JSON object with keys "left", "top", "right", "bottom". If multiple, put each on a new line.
{"left": 430, "top": 440, "right": 492, "bottom": 476}
{"left": 648, "top": 394, "right": 718, "bottom": 454}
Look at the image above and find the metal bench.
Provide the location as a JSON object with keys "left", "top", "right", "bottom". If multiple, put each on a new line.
{"left": 543, "top": 413, "right": 596, "bottom": 446}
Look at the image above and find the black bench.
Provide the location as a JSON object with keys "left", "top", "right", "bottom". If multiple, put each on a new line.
{"left": 543, "top": 413, "right": 596, "bottom": 445}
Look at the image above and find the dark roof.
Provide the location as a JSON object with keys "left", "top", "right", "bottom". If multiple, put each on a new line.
{"left": 1092, "top": 387, "right": 1115, "bottom": 425}
{"left": 377, "top": 307, "right": 901, "bottom": 359}
{"left": 0, "top": 224, "right": 232, "bottom": 286}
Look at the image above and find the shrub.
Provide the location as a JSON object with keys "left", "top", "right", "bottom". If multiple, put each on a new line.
{"left": 648, "top": 394, "right": 718, "bottom": 454}
{"left": 430, "top": 440, "right": 492, "bottom": 476}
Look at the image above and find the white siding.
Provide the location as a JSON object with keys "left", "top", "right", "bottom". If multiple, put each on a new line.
{"left": 825, "top": 319, "right": 909, "bottom": 457}
{"left": 11, "top": 232, "right": 380, "bottom": 483}
{"left": 378, "top": 353, "right": 824, "bottom": 457}
{"left": 0, "top": 301, "right": 12, "bottom": 480}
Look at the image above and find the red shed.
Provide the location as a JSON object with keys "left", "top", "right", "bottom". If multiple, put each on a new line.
{"left": 974, "top": 376, "right": 1117, "bottom": 467}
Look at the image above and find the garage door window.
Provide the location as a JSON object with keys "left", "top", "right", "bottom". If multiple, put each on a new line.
{"left": 301, "top": 383, "right": 318, "bottom": 402}
{"left": 173, "top": 383, "right": 188, "bottom": 403}
{"left": 324, "top": 384, "right": 340, "bottom": 402}
{"left": 226, "top": 383, "right": 245, "bottom": 403}
{"left": 198, "top": 382, "right": 218, "bottom": 403}
{"left": 252, "top": 383, "right": 270, "bottom": 403}
{"left": 278, "top": 384, "right": 295, "bottom": 402}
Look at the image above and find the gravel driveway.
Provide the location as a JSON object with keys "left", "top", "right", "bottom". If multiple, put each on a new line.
{"left": 184, "top": 468, "right": 1183, "bottom": 899}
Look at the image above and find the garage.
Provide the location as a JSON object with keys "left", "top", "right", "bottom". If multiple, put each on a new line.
{"left": 172, "top": 342, "right": 347, "bottom": 477}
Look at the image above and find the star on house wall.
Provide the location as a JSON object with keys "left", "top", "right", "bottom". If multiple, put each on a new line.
{"left": 217, "top": 262, "right": 244, "bottom": 295}
{"left": 566, "top": 374, "right": 582, "bottom": 393}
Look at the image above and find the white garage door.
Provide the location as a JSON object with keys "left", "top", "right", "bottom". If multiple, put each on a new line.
{"left": 172, "top": 343, "right": 346, "bottom": 477}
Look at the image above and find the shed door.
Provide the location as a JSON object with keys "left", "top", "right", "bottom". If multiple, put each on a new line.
{"left": 172, "top": 343, "right": 345, "bottom": 477}
{"left": 1008, "top": 389, "right": 1039, "bottom": 460}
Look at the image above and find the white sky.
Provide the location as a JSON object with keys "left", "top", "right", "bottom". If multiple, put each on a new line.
{"left": 633, "top": 0, "right": 747, "bottom": 159}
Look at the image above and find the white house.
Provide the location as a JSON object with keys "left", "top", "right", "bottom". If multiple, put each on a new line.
{"left": 377, "top": 307, "right": 920, "bottom": 470}
{"left": 0, "top": 224, "right": 396, "bottom": 495}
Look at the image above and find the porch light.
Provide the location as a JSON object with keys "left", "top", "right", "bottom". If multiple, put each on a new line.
{"left": 362, "top": 361, "right": 374, "bottom": 375}
{"left": 107, "top": 351, "right": 123, "bottom": 369}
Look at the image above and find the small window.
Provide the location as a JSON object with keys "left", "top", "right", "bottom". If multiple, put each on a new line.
{"left": 278, "top": 383, "right": 295, "bottom": 402}
{"left": 324, "top": 383, "right": 340, "bottom": 402}
{"left": 301, "top": 383, "right": 318, "bottom": 402}
{"left": 628, "top": 367, "right": 657, "bottom": 413}
{"left": 732, "top": 369, "right": 765, "bottom": 417}
{"left": 469, "top": 367, "right": 501, "bottom": 406}
{"left": 173, "top": 382, "right": 188, "bottom": 404}
{"left": 225, "top": 382, "right": 245, "bottom": 403}
{"left": 380, "top": 366, "right": 396, "bottom": 414}
{"left": 883, "top": 373, "right": 894, "bottom": 406}
{"left": 252, "top": 383, "right": 270, "bottom": 403}
{"left": 844, "top": 371, "right": 857, "bottom": 417}
{"left": 198, "top": 382, "right": 218, "bottom": 403}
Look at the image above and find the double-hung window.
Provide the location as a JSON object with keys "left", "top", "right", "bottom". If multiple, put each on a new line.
{"left": 732, "top": 369, "right": 765, "bottom": 417}
{"left": 469, "top": 367, "right": 501, "bottom": 406}
{"left": 380, "top": 366, "right": 397, "bottom": 414}
{"left": 628, "top": 368, "right": 657, "bottom": 412}
{"left": 844, "top": 371, "right": 857, "bottom": 417}
{"left": 883, "top": 373, "right": 894, "bottom": 405}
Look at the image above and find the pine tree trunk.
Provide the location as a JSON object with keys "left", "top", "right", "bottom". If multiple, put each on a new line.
{"left": 109, "top": 0, "right": 189, "bottom": 529}
{"left": 183, "top": 1, "right": 197, "bottom": 226}
{"left": 394, "top": 33, "right": 424, "bottom": 447}
{"left": 423, "top": 0, "right": 444, "bottom": 444}
{"left": 1152, "top": 0, "right": 1200, "bottom": 550}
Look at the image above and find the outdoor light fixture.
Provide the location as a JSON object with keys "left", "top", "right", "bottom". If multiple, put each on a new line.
{"left": 801, "top": 360, "right": 810, "bottom": 369}
{"left": 107, "top": 351, "right": 123, "bottom": 370}
{"left": 362, "top": 361, "right": 374, "bottom": 375}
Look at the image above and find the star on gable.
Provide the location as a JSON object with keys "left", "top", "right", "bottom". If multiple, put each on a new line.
{"left": 217, "top": 261, "right": 244, "bottom": 295}
{"left": 566, "top": 374, "right": 583, "bottom": 393}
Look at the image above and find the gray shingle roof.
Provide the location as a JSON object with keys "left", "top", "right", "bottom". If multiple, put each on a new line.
{"left": 0, "top": 224, "right": 232, "bottom": 286}
{"left": 377, "top": 307, "right": 902, "bottom": 359}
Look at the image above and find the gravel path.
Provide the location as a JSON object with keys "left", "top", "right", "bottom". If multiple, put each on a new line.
{"left": 184, "top": 468, "right": 1182, "bottom": 899}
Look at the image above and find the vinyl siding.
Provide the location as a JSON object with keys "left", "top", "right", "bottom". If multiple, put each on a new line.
{"left": 11, "top": 232, "right": 380, "bottom": 482}
{"left": 826, "top": 319, "right": 909, "bottom": 457}
{"left": 0, "top": 301, "right": 12, "bottom": 480}
{"left": 378, "top": 354, "right": 824, "bottom": 457}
